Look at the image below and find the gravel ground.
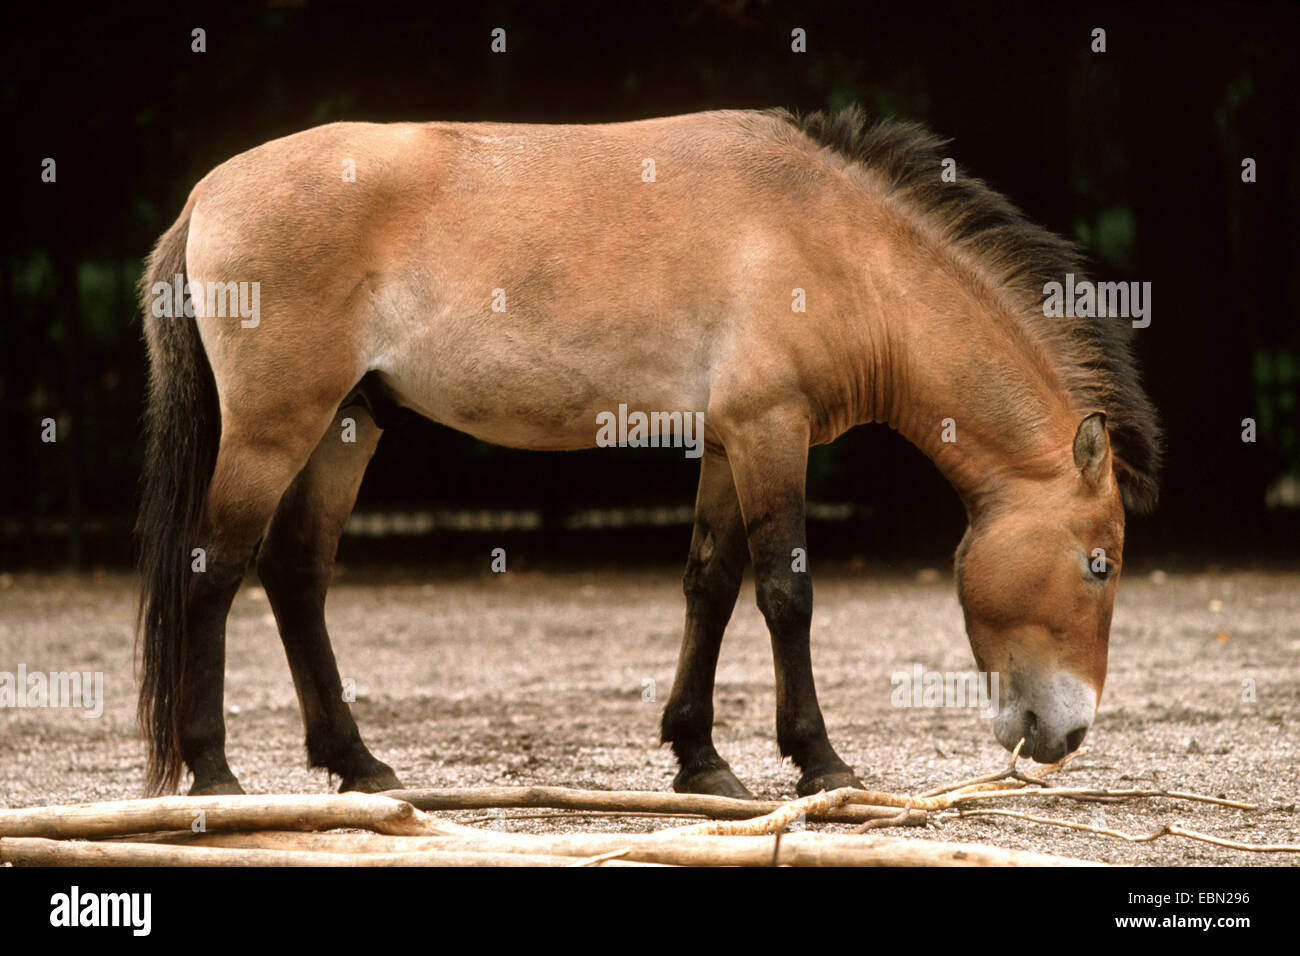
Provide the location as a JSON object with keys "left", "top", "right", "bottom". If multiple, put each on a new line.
{"left": 1, "top": 564, "right": 1297, "bottom": 865}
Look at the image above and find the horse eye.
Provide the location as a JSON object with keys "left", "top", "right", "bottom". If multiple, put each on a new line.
{"left": 1090, "top": 562, "right": 1113, "bottom": 581}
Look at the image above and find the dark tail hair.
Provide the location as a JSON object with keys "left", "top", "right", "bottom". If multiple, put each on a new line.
{"left": 135, "top": 200, "right": 221, "bottom": 795}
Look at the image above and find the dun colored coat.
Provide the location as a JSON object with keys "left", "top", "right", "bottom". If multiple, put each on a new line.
{"left": 137, "top": 106, "right": 1161, "bottom": 798}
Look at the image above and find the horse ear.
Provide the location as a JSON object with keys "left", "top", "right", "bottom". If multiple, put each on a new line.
{"left": 1072, "top": 412, "right": 1111, "bottom": 488}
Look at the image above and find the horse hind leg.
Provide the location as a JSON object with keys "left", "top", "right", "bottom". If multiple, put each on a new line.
{"left": 255, "top": 405, "right": 402, "bottom": 793}
{"left": 181, "top": 406, "right": 343, "bottom": 795}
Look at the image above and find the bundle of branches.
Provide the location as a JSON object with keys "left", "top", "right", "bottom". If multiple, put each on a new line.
{"left": 0, "top": 747, "right": 1292, "bottom": 866}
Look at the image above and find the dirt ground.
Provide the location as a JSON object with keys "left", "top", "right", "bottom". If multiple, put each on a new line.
{"left": 1, "top": 564, "right": 1297, "bottom": 865}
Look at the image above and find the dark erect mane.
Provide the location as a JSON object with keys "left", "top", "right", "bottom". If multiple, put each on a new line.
{"left": 769, "top": 104, "right": 1163, "bottom": 513}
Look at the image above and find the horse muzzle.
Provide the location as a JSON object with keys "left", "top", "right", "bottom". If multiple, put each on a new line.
{"left": 992, "top": 669, "right": 1097, "bottom": 763}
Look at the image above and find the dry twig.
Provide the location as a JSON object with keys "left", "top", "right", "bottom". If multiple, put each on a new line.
{"left": 947, "top": 808, "right": 1298, "bottom": 853}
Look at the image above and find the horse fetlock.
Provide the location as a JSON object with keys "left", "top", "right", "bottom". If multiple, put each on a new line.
{"left": 305, "top": 731, "right": 384, "bottom": 774}
{"left": 659, "top": 695, "right": 715, "bottom": 745}
{"left": 775, "top": 712, "right": 835, "bottom": 759}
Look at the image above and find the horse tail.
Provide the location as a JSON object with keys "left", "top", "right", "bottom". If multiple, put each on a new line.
{"left": 135, "top": 197, "right": 220, "bottom": 795}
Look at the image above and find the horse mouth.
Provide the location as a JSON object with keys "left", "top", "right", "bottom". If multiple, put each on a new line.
{"left": 994, "top": 674, "right": 1096, "bottom": 763}
{"left": 1019, "top": 722, "right": 1074, "bottom": 763}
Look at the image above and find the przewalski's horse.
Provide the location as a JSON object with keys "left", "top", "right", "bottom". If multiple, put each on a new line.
{"left": 137, "top": 105, "right": 1161, "bottom": 798}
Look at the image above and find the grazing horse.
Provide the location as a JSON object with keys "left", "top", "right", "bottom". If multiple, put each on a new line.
{"left": 136, "top": 105, "right": 1161, "bottom": 798}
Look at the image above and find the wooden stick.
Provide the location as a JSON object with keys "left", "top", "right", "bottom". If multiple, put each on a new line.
{"left": 920, "top": 739, "right": 1053, "bottom": 797}
{"left": 569, "top": 849, "right": 632, "bottom": 867}
{"left": 917, "top": 745, "right": 1252, "bottom": 811}
{"left": 950, "top": 809, "right": 1300, "bottom": 852}
{"left": 1162, "top": 824, "right": 1300, "bottom": 853}
{"left": 144, "top": 827, "right": 1101, "bottom": 866}
{"left": 382, "top": 786, "right": 926, "bottom": 825}
{"left": 0, "top": 793, "right": 451, "bottom": 840}
{"left": 948, "top": 808, "right": 1167, "bottom": 843}
{"left": 949, "top": 787, "right": 1256, "bottom": 810}
{"left": 852, "top": 802, "right": 919, "bottom": 833}
{"left": 329, "top": 830, "right": 1104, "bottom": 866}
{"left": 851, "top": 780, "right": 1252, "bottom": 813}
{"left": 0, "top": 837, "right": 656, "bottom": 867}
{"left": 842, "top": 790, "right": 950, "bottom": 811}
{"left": 458, "top": 810, "right": 707, "bottom": 825}
{"left": 146, "top": 830, "right": 489, "bottom": 852}
{"left": 664, "top": 788, "right": 857, "bottom": 835}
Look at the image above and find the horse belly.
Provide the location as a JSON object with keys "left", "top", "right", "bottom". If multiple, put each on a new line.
{"left": 370, "top": 315, "right": 714, "bottom": 452}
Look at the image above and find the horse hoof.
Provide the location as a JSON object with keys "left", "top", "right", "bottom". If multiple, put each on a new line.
{"left": 339, "top": 769, "right": 404, "bottom": 793}
{"left": 673, "top": 766, "right": 756, "bottom": 800}
{"left": 796, "top": 770, "right": 866, "bottom": 797}
{"left": 189, "top": 778, "right": 245, "bottom": 796}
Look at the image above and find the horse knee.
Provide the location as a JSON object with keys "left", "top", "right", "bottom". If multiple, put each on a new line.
{"left": 684, "top": 558, "right": 735, "bottom": 600}
{"left": 683, "top": 535, "right": 744, "bottom": 604}
{"left": 755, "top": 573, "right": 812, "bottom": 634}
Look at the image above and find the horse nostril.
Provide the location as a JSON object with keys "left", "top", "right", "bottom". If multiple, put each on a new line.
{"left": 1024, "top": 710, "right": 1038, "bottom": 736}
{"left": 1065, "top": 726, "right": 1088, "bottom": 752}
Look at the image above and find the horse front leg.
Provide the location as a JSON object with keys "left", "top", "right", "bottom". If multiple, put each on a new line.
{"left": 720, "top": 406, "right": 865, "bottom": 797}
{"left": 661, "top": 446, "right": 754, "bottom": 798}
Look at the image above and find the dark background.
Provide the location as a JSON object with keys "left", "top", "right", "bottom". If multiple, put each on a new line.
{"left": 2, "top": 0, "right": 1297, "bottom": 570}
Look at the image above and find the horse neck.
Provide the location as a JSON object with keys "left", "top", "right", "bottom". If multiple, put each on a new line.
{"left": 854, "top": 255, "right": 1081, "bottom": 520}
